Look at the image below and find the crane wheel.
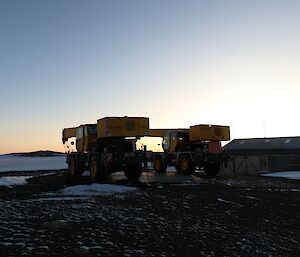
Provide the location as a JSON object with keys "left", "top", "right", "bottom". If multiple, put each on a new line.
{"left": 178, "top": 155, "right": 195, "bottom": 175}
{"left": 153, "top": 156, "right": 167, "bottom": 173}
{"left": 90, "top": 155, "right": 105, "bottom": 180}
{"left": 68, "top": 156, "right": 83, "bottom": 177}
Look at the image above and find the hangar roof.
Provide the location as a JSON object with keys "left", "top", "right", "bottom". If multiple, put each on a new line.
{"left": 224, "top": 137, "right": 300, "bottom": 155}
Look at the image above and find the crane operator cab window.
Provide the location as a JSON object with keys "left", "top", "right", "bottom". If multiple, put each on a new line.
{"left": 162, "top": 132, "right": 171, "bottom": 151}
{"left": 76, "top": 125, "right": 97, "bottom": 140}
{"left": 162, "top": 131, "right": 189, "bottom": 152}
{"left": 76, "top": 126, "right": 84, "bottom": 140}
{"left": 162, "top": 132, "right": 177, "bottom": 151}
{"left": 85, "top": 125, "right": 97, "bottom": 136}
{"left": 75, "top": 125, "right": 97, "bottom": 152}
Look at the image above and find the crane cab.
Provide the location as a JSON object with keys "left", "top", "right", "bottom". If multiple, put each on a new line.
{"left": 75, "top": 124, "right": 97, "bottom": 152}
{"left": 162, "top": 130, "right": 190, "bottom": 152}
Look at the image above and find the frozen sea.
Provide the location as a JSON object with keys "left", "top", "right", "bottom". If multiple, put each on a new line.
{"left": 0, "top": 155, "right": 67, "bottom": 172}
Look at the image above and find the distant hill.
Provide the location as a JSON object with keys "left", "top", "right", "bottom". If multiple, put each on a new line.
{"left": 8, "top": 150, "right": 66, "bottom": 157}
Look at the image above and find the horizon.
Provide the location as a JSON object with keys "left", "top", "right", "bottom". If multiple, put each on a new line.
{"left": 1, "top": 0, "right": 300, "bottom": 154}
{"left": 4, "top": 133, "right": 300, "bottom": 156}
{"left": 0, "top": 150, "right": 65, "bottom": 155}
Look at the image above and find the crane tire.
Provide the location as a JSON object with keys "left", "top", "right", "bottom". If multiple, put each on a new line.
{"left": 153, "top": 156, "right": 167, "bottom": 173}
{"left": 124, "top": 160, "right": 142, "bottom": 181}
{"left": 90, "top": 155, "right": 105, "bottom": 180}
{"left": 178, "top": 155, "right": 195, "bottom": 175}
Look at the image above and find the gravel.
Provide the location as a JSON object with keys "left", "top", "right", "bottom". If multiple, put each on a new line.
{"left": 0, "top": 172, "right": 299, "bottom": 257}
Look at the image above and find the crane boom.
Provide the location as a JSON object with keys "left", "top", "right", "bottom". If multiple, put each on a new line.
{"left": 147, "top": 128, "right": 189, "bottom": 138}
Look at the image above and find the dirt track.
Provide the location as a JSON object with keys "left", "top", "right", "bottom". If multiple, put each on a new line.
{"left": 0, "top": 171, "right": 299, "bottom": 257}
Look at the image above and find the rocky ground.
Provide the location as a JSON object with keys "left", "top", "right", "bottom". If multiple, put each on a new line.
{"left": 0, "top": 171, "right": 299, "bottom": 257}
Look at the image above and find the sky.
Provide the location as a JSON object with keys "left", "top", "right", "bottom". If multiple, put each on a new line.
{"left": 0, "top": 0, "right": 300, "bottom": 154}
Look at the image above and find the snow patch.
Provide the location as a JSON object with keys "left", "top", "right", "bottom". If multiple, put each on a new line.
{"left": 62, "top": 183, "right": 137, "bottom": 196}
{"left": 166, "top": 166, "right": 177, "bottom": 172}
{"left": 0, "top": 176, "right": 32, "bottom": 186}
{"left": 261, "top": 171, "right": 300, "bottom": 180}
{"left": 82, "top": 170, "right": 90, "bottom": 176}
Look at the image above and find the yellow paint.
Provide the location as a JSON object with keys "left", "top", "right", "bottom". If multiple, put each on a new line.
{"left": 97, "top": 117, "right": 149, "bottom": 138}
{"left": 189, "top": 125, "right": 230, "bottom": 142}
{"left": 147, "top": 128, "right": 189, "bottom": 137}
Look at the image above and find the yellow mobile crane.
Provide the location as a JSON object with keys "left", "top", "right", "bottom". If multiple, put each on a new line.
{"left": 148, "top": 124, "right": 230, "bottom": 176}
{"left": 62, "top": 117, "right": 230, "bottom": 179}
{"left": 62, "top": 117, "right": 149, "bottom": 181}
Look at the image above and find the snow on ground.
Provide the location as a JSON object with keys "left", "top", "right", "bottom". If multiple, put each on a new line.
{"left": 0, "top": 155, "right": 67, "bottom": 172}
{"left": 82, "top": 170, "right": 90, "bottom": 176}
{"left": 261, "top": 171, "right": 300, "bottom": 180}
{"left": 62, "top": 183, "right": 137, "bottom": 196}
{"left": 0, "top": 176, "right": 32, "bottom": 186}
{"left": 166, "top": 166, "right": 176, "bottom": 172}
